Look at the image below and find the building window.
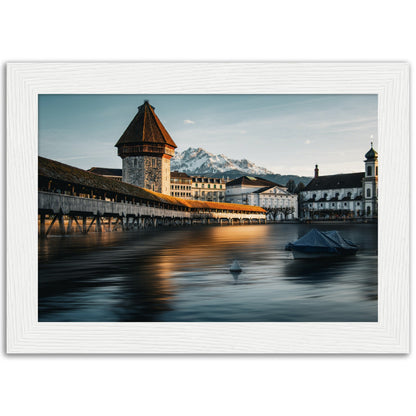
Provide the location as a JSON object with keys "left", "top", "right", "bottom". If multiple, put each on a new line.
{"left": 367, "top": 188, "right": 371, "bottom": 198}
{"left": 367, "top": 166, "right": 372, "bottom": 176}
{"left": 376, "top": 166, "right": 378, "bottom": 176}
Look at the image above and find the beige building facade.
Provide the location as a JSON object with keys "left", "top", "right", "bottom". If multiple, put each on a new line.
{"left": 170, "top": 171, "right": 192, "bottom": 199}
{"left": 191, "top": 176, "right": 226, "bottom": 202}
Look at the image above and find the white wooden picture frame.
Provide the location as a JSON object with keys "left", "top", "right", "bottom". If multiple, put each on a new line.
{"left": 7, "top": 62, "right": 409, "bottom": 353}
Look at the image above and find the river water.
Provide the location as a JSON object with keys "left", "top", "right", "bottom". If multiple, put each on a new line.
{"left": 38, "top": 223, "right": 378, "bottom": 322}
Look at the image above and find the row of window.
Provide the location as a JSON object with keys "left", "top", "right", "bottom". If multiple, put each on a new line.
{"left": 307, "top": 189, "right": 375, "bottom": 199}
{"left": 192, "top": 183, "right": 223, "bottom": 189}
{"left": 192, "top": 178, "right": 225, "bottom": 184}
{"left": 309, "top": 202, "right": 361, "bottom": 208}
{"left": 307, "top": 191, "right": 361, "bottom": 200}
{"left": 171, "top": 185, "right": 192, "bottom": 190}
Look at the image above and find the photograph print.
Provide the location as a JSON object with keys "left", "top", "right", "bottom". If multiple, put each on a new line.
{"left": 38, "top": 94, "right": 378, "bottom": 322}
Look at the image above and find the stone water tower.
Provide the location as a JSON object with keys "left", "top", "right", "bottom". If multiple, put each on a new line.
{"left": 115, "top": 100, "right": 177, "bottom": 195}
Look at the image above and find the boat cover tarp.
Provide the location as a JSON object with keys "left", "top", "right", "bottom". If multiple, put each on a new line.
{"left": 286, "top": 229, "right": 357, "bottom": 254}
{"left": 322, "top": 230, "right": 358, "bottom": 250}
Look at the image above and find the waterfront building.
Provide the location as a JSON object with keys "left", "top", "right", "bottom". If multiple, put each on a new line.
{"left": 115, "top": 100, "right": 177, "bottom": 195}
{"left": 300, "top": 144, "right": 378, "bottom": 219}
{"left": 170, "top": 171, "right": 192, "bottom": 199}
{"left": 191, "top": 176, "right": 226, "bottom": 202}
{"left": 38, "top": 156, "right": 267, "bottom": 236}
{"left": 362, "top": 144, "right": 378, "bottom": 217}
{"left": 225, "top": 176, "right": 298, "bottom": 220}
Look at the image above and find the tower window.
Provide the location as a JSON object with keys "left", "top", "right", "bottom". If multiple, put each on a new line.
{"left": 367, "top": 166, "right": 372, "bottom": 176}
{"left": 367, "top": 188, "right": 371, "bottom": 197}
{"left": 376, "top": 166, "right": 378, "bottom": 176}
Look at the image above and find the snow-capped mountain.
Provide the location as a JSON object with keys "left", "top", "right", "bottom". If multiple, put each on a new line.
{"left": 171, "top": 147, "right": 274, "bottom": 176}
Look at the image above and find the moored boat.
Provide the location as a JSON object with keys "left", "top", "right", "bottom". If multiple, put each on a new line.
{"left": 285, "top": 229, "right": 358, "bottom": 259}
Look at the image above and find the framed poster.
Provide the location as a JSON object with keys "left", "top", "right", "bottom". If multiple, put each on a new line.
{"left": 7, "top": 62, "right": 409, "bottom": 353}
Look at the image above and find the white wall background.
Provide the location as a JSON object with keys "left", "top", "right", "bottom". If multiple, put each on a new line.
{"left": 0, "top": 1, "right": 414, "bottom": 415}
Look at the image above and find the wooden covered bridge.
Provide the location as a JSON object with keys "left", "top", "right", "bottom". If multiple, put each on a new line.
{"left": 38, "top": 157, "right": 267, "bottom": 236}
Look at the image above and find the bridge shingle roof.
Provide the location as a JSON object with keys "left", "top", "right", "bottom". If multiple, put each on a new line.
{"left": 39, "top": 157, "right": 265, "bottom": 214}
{"left": 88, "top": 167, "right": 122, "bottom": 177}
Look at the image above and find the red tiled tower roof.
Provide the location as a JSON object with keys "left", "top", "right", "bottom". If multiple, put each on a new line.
{"left": 115, "top": 100, "right": 177, "bottom": 149}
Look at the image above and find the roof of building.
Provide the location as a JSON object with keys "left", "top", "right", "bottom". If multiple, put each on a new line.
{"left": 304, "top": 172, "right": 364, "bottom": 191}
{"left": 365, "top": 143, "right": 378, "bottom": 160}
{"left": 88, "top": 167, "right": 122, "bottom": 177}
{"left": 192, "top": 176, "right": 226, "bottom": 183}
{"left": 226, "top": 176, "right": 281, "bottom": 188}
{"left": 171, "top": 171, "right": 191, "bottom": 179}
{"left": 253, "top": 186, "right": 273, "bottom": 194}
{"left": 39, "top": 157, "right": 265, "bottom": 213}
{"left": 253, "top": 185, "right": 292, "bottom": 195}
{"left": 115, "top": 100, "right": 177, "bottom": 148}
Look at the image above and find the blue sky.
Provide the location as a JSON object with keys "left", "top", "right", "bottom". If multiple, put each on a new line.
{"left": 38, "top": 94, "right": 377, "bottom": 176}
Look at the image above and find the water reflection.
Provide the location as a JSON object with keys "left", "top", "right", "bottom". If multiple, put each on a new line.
{"left": 284, "top": 257, "right": 356, "bottom": 283}
{"left": 39, "top": 223, "right": 378, "bottom": 322}
{"left": 230, "top": 271, "right": 242, "bottom": 284}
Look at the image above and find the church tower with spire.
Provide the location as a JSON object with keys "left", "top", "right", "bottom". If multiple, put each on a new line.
{"left": 115, "top": 101, "right": 177, "bottom": 195}
{"left": 363, "top": 142, "right": 378, "bottom": 218}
